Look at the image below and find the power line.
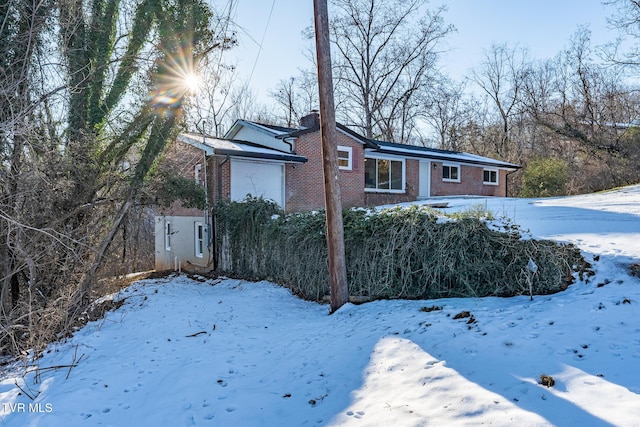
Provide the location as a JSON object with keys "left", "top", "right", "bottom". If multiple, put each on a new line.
{"left": 246, "top": 0, "right": 276, "bottom": 86}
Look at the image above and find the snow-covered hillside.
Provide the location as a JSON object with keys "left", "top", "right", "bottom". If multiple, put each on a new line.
{"left": 2, "top": 186, "right": 640, "bottom": 426}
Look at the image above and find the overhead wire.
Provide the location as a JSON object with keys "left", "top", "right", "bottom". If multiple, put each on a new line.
{"left": 246, "top": 0, "right": 276, "bottom": 86}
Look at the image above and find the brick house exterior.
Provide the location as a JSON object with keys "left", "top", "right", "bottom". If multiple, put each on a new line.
{"left": 284, "top": 116, "right": 370, "bottom": 211}
{"left": 154, "top": 132, "right": 306, "bottom": 272}
{"left": 278, "top": 112, "right": 518, "bottom": 211}
{"left": 154, "top": 113, "right": 519, "bottom": 271}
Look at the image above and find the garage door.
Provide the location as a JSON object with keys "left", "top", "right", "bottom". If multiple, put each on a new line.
{"left": 230, "top": 159, "right": 285, "bottom": 207}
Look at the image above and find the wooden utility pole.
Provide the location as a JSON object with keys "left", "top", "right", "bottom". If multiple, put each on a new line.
{"left": 313, "top": 0, "right": 349, "bottom": 312}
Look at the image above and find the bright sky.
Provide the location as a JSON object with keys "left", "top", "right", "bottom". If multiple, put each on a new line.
{"left": 227, "top": 0, "right": 616, "bottom": 104}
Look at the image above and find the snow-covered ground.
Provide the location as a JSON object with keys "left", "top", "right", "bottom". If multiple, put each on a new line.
{"left": 2, "top": 185, "right": 640, "bottom": 426}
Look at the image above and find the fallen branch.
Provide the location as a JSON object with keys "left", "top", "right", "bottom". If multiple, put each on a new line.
{"left": 28, "top": 359, "right": 85, "bottom": 384}
{"left": 185, "top": 331, "right": 207, "bottom": 337}
{"left": 14, "top": 380, "right": 39, "bottom": 400}
{"left": 66, "top": 345, "right": 84, "bottom": 380}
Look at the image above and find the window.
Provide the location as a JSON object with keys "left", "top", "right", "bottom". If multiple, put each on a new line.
{"left": 483, "top": 169, "right": 498, "bottom": 185}
{"left": 365, "top": 157, "right": 404, "bottom": 191}
{"left": 165, "top": 221, "right": 171, "bottom": 251}
{"left": 195, "top": 222, "right": 204, "bottom": 258}
{"left": 442, "top": 164, "right": 460, "bottom": 182}
{"left": 195, "top": 163, "right": 202, "bottom": 185}
{"left": 337, "top": 146, "right": 352, "bottom": 170}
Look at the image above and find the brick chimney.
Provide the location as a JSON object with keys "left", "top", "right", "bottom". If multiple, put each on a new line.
{"left": 300, "top": 110, "right": 320, "bottom": 129}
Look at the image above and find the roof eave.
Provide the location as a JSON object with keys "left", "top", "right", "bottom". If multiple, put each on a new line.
{"left": 213, "top": 149, "right": 307, "bottom": 164}
{"left": 372, "top": 148, "right": 521, "bottom": 170}
{"left": 177, "top": 134, "right": 215, "bottom": 155}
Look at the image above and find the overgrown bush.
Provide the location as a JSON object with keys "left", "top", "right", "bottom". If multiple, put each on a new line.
{"left": 213, "top": 198, "right": 588, "bottom": 301}
{"left": 520, "top": 157, "right": 569, "bottom": 197}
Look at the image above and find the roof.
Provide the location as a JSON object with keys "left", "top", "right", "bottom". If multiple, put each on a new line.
{"left": 178, "top": 133, "right": 307, "bottom": 164}
{"left": 223, "top": 118, "right": 520, "bottom": 170}
{"left": 276, "top": 122, "right": 372, "bottom": 146}
{"left": 370, "top": 140, "right": 521, "bottom": 170}
{"left": 224, "top": 120, "right": 296, "bottom": 139}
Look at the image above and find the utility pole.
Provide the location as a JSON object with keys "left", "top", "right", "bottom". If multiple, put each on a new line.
{"left": 313, "top": 0, "right": 349, "bottom": 312}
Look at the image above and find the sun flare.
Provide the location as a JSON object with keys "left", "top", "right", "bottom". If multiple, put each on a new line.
{"left": 148, "top": 44, "right": 202, "bottom": 109}
{"left": 182, "top": 72, "right": 202, "bottom": 94}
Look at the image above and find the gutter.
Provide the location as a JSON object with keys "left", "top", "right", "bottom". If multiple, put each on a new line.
{"left": 372, "top": 148, "right": 521, "bottom": 170}
{"left": 282, "top": 136, "right": 296, "bottom": 153}
{"left": 213, "top": 149, "right": 307, "bottom": 164}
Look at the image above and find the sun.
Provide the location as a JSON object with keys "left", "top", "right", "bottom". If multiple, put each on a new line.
{"left": 148, "top": 45, "right": 203, "bottom": 109}
{"left": 181, "top": 72, "right": 202, "bottom": 95}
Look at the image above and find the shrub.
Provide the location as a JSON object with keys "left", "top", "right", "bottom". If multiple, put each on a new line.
{"left": 213, "top": 198, "right": 588, "bottom": 301}
{"left": 520, "top": 157, "right": 568, "bottom": 198}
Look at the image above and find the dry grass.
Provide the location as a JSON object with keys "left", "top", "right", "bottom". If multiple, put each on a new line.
{"left": 0, "top": 271, "right": 151, "bottom": 362}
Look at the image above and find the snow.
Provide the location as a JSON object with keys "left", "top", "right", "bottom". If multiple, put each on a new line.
{"left": 2, "top": 185, "right": 640, "bottom": 426}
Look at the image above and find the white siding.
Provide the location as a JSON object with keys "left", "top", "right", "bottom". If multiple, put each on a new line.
{"left": 155, "top": 216, "right": 211, "bottom": 272}
{"left": 231, "top": 126, "right": 291, "bottom": 152}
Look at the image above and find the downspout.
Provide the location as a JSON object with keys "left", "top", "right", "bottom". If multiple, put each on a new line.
{"left": 282, "top": 136, "right": 296, "bottom": 153}
{"left": 505, "top": 169, "right": 520, "bottom": 197}
{"left": 203, "top": 149, "right": 212, "bottom": 270}
{"left": 214, "top": 155, "right": 230, "bottom": 272}
{"left": 200, "top": 126, "right": 214, "bottom": 271}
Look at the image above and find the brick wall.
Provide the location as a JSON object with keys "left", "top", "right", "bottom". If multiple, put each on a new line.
{"left": 210, "top": 157, "right": 231, "bottom": 203}
{"left": 429, "top": 162, "right": 507, "bottom": 197}
{"left": 164, "top": 135, "right": 510, "bottom": 218}
{"left": 158, "top": 139, "right": 237, "bottom": 211}
{"left": 286, "top": 130, "right": 365, "bottom": 212}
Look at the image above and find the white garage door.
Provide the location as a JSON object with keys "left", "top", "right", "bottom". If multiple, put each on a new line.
{"left": 230, "top": 159, "right": 285, "bottom": 207}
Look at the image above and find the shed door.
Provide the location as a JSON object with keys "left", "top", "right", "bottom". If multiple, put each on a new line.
{"left": 230, "top": 159, "right": 285, "bottom": 208}
{"left": 419, "top": 161, "right": 431, "bottom": 198}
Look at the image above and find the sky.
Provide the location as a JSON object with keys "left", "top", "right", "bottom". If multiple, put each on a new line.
{"left": 226, "top": 0, "right": 616, "bottom": 104}
{"left": 2, "top": 184, "right": 640, "bottom": 425}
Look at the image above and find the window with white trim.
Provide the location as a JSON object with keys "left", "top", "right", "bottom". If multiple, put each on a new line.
{"left": 195, "top": 163, "right": 202, "bottom": 185}
{"left": 195, "top": 222, "right": 204, "bottom": 258}
{"left": 337, "top": 146, "right": 352, "bottom": 170}
{"left": 165, "top": 221, "right": 172, "bottom": 251}
{"left": 442, "top": 164, "right": 460, "bottom": 182}
{"left": 483, "top": 168, "right": 498, "bottom": 185}
{"left": 365, "top": 157, "right": 404, "bottom": 191}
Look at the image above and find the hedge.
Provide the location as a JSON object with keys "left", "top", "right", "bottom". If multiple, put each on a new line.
{"left": 213, "top": 197, "right": 590, "bottom": 301}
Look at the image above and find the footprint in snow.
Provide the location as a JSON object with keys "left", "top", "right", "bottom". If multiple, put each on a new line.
{"left": 347, "top": 410, "right": 365, "bottom": 419}
{"left": 610, "top": 343, "right": 629, "bottom": 350}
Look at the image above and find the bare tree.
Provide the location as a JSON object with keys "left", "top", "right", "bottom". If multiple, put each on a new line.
{"left": 604, "top": 0, "right": 640, "bottom": 67}
{"left": 472, "top": 43, "right": 530, "bottom": 159}
{"left": 0, "top": 0, "right": 233, "bottom": 357}
{"left": 421, "top": 76, "right": 473, "bottom": 150}
{"left": 328, "top": 0, "right": 453, "bottom": 142}
{"left": 270, "top": 70, "right": 319, "bottom": 127}
{"left": 520, "top": 27, "right": 640, "bottom": 192}
{"left": 185, "top": 60, "right": 244, "bottom": 137}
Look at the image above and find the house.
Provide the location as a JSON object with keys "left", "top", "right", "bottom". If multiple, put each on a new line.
{"left": 154, "top": 112, "right": 520, "bottom": 272}
{"left": 153, "top": 126, "right": 306, "bottom": 272}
